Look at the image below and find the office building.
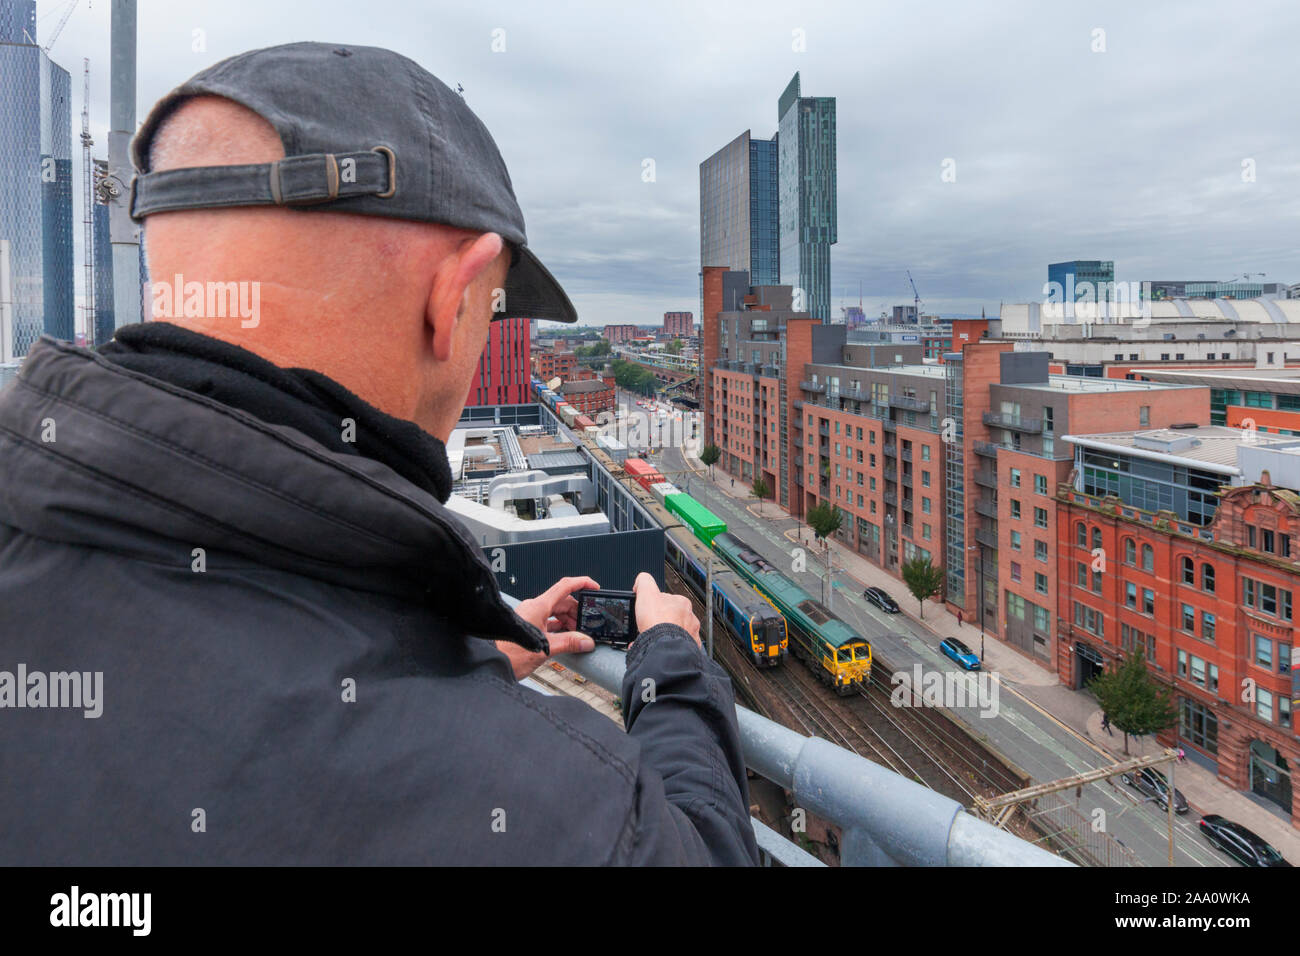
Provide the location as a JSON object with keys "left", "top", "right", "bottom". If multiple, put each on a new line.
{"left": 777, "top": 73, "right": 836, "bottom": 321}
{"left": 663, "top": 311, "right": 693, "bottom": 338}
{"left": 0, "top": 0, "right": 75, "bottom": 355}
{"left": 699, "top": 130, "right": 779, "bottom": 290}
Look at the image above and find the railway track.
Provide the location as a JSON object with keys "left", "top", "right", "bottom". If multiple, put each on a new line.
{"left": 664, "top": 557, "right": 1022, "bottom": 808}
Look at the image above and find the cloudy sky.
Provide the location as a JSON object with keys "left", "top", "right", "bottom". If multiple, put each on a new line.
{"left": 46, "top": 0, "right": 1300, "bottom": 330}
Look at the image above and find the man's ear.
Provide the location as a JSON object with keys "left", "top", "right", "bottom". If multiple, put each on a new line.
{"left": 426, "top": 232, "right": 506, "bottom": 363}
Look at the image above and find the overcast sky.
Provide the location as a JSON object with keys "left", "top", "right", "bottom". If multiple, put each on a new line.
{"left": 46, "top": 0, "right": 1300, "bottom": 330}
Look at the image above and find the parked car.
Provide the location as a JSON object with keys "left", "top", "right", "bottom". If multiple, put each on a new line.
{"left": 1198, "top": 815, "right": 1292, "bottom": 867}
{"left": 1120, "top": 767, "right": 1188, "bottom": 814}
{"left": 863, "top": 586, "right": 900, "bottom": 613}
{"left": 939, "top": 637, "right": 980, "bottom": 671}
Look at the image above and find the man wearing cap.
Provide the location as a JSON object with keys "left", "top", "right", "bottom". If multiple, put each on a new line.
{"left": 0, "top": 43, "right": 758, "bottom": 865}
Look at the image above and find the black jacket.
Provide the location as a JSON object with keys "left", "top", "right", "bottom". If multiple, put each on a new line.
{"left": 0, "top": 335, "right": 758, "bottom": 865}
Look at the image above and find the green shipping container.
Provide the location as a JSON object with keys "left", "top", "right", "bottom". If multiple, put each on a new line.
{"left": 664, "top": 494, "right": 727, "bottom": 545}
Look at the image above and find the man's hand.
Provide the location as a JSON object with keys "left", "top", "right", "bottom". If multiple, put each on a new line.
{"left": 633, "top": 572, "right": 701, "bottom": 646}
{"left": 501, "top": 576, "right": 599, "bottom": 680}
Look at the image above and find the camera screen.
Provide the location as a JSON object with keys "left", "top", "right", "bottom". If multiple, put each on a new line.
{"left": 580, "top": 594, "right": 632, "bottom": 641}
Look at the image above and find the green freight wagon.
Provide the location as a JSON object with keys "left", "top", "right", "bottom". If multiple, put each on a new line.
{"left": 664, "top": 493, "right": 727, "bottom": 545}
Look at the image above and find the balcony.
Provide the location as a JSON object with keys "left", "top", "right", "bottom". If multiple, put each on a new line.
{"left": 901, "top": 449, "right": 913, "bottom": 462}
{"left": 793, "top": 400, "right": 804, "bottom": 411}
{"left": 819, "top": 424, "right": 830, "bottom": 437}
{"left": 800, "top": 381, "right": 826, "bottom": 394}
{"left": 890, "top": 394, "right": 931, "bottom": 413}
{"left": 974, "top": 499, "right": 998, "bottom": 519}
{"left": 901, "top": 473, "right": 913, "bottom": 487}
{"left": 883, "top": 443, "right": 897, "bottom": 457}
{"left": 539, "top": 642, "right": 1065, "bottom": 867}
{"left": 973, "top": 470, "right": 998, "bottom": 488}
{"left": 973, "top": 440, "right": 1001, "bottom": 458}
{"left": 793, "top": 437, "right": 803, "bottom": 449}
{"left": 974, "top": 527, "right": 999, "bottom": 549}
{"left": 982, "top": 412, "right": 1042, "bottom": 434}
{"left": 884, "top": 491, "right": 898, "bottom": 506}
{"left": 901, "top": 524, "right": 914, "bottom": 539}
{"left": 841, "top": 386, "right": 869, "bottom": 402}
{"left": 883, "top": 467, "right": 898, "bottom": 482}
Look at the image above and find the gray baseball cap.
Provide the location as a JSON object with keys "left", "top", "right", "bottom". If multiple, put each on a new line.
{"left": 129, "top": 41, "right": 577, "bottom": 323}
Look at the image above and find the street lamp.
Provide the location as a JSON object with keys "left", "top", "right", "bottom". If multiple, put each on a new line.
{"left": 967, "top": 543, "right": 986, "bottom": 662}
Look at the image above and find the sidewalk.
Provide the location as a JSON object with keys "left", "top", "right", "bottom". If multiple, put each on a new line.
{"left": 679, "top": 444, "right": 1300, "bottom": 859}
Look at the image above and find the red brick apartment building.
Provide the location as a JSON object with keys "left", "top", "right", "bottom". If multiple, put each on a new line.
{"left": 603, "top": 324, "right": 638, "bottom": 344}
{"left": 466, "top": 316, "right": 531, "bottom": 406}
{"left": 663, "top": 311, "right": 694, "bottom": 338}
{"left": 1057, "top": 427, "right": 1299, "bottom": 821}
{"left": 532, "top": 346, "right": 577, "bottom": 383}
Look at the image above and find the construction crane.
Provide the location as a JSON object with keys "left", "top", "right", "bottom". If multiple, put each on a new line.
{"left": 26, "top": 0, "right": 80, "bottom": 52}
{"left": 905, "top": 270, "right": 923, "bottom": 323}
{"left": 80, "top": 57, "right": 94, "bottom": 345}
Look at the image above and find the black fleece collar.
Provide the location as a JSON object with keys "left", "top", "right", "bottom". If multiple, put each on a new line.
{"left": 99, "top": 322, "right": 454, "bottom": 503}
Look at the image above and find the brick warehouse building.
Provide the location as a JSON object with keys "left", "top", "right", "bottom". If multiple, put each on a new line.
{"left": 663, "top": 311, "right": 694, "bottom": 338}
{"left": 466, "top": 316, "right": 530, "bottom": 407}
{"left": 557, "top": 377, "right": 615, "bottom": 416}
{"left": 1056, "top": 427, "right": 1299, "bottom": 823}
{"left": 532, "top": 346, "right": 578, "bottom": 383}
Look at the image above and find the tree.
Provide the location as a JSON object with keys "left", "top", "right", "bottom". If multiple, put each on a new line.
{"left": 667, "top": 338, "right": 684, "bottom": 355}
{"left": 750, "top": 477, "right": 771, "bottom": 514}
{"left": 1088, "top": 649, "right": 1178, "bottom": 755}
{"left": 901, "top": 556, "right": 944, "bottom": 620}
{"left": 806, "top": 501, "right": 843, "bottom": 605}
{"left": 700, "top": 444, "right": 721, "bottom": 478}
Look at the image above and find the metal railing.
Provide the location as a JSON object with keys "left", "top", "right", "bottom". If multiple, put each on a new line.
{"left": 973, "top": 440, "right": 1001, "bottom": 458}
{"left": 973, "top": 470, "right": 998, "bottom": 488}
{"left": 545, "top": 643, "right": 1068, "bottom": 867}
{"left": 975, "top": 527, "right": 999, "bottom": 548}
{"left": 983, "top": 412, "right": 1042, "bottom": 434}
{"left": 890, "top": 394, "right": 931, "bottom": 413}
{"left": 974, "top": 499, "right": 998, "bottom": 518}
{"left": 800, "top": 380, "right": 827, "bottom": 394}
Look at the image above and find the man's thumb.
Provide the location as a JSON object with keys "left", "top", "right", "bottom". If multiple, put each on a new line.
{"left": 548, "top": 631, "right": 596, "bottom": 655}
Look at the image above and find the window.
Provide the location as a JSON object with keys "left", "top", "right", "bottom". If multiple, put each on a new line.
{"left": 1257, "top": 689, "right": 1273, "bottom": 723}
{"left": 1139, "top": 406, "right": 1150, "bottom": 427}
{"left": 1007, "top": 593, "right": 1026, "bottom": 621}
{"left": 1034, "top": 507, "right": 1048, "bottom": 529}
{"left": 922, "top": 524, "right": 931, "bottom": 540}
{"left": 1035, "top": 572, "right": 1048, "bottom": 595}
{"left": 1181, "top": 603, "right": 1195, "bottom": 632}
{"left": 1077, "top": 562, "right": 1088, "bottom": 587}
{"left": 856, "top": 427, "right": 863, "bottom": 440}
{"left": 1280, "top": 643, "right": 1292, "bottom": 673}
{"left": 1201, "top": 563, "right": 1215, "bottom": 593}
{"left": 1256, "top": 635, "right": 1273, "bottom": 668}
{"left": 1035, "top": 474, "right": 1047, "bottom": 495}
{"left": 921, "top": 471, "right": 931, "bottom": 487}
{"left": 835, "top": 443, "right": 841, "bottom": 456}
{"left": 1093, "top": 528, "right": 1103, "bottom": 552}
{"left": 1011, "top": 531, "right": 1022, "bottom": 551}
{"left": 922, "top": 497, "right": 932, "bottom": 514}
{"left": 1010, "top": 561, "right": 1022, "bottom": 582}
{"left": 1010, "top": 468, "right": 1021, "bottom": 488}
{"left": 870, "top": 477, "right": 876, "bottom": 491}
{"left": 921, "top": 445, "right": 931, "bottom": 461}
{"left": 1201, "top": 611, "right": 1215, "bottom": 643}
{"left": 1262, "top": 529, "right": 1275, "bottom": 554}
{"left": 1010, "top": 499, "right": 1021, "bottom": 519}
{"left": 1125, "top": 582, "right": 1137, "bottom": 609}
{"left": 1141, "top": 545, "right": 1154, "bottom": 572}
{"left": 1181, "top": 556, "right": 1195, "bottom": 585}
{"left": 1077, "top": 522, "right": 1088, "bottom": 547}
{"left": 1035, "top": 540, "right": 1048, "bottom": 562}
{"left": 1124, "top": 538, "right": 1136, "bottom": 565}
{"left": 870, "top": 453, "right": 876, "bottom": 467}
{"left": 1142, "top": 588, "right": 1155, "bottom": 615}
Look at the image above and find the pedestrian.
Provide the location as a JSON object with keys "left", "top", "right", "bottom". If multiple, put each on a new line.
{"left": 957, "top": 609, "right": 963, "bottom": 628}
{"left": 1101, "top": 712, "right": 1113, "bottom": 735}
{"left": 1177, "top": 747, "right": 1186, "bottom": 763}
{"left": 0, "top": 43, "right": 758, "bottom": 867}
{"left": 731, "top": 476, "right": 735, "bottom": 488}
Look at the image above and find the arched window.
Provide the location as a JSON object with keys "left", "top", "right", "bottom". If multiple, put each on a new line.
{"left": 1076, "top": 522, "right": 1087, "bottom": 547}
{"left": 1202, "top": 563, "right": 1215, "bottom": 593}
{"left": 1092, "top": 527, "right": 1103, "bottom": 551}
{"left": 1142, "top": 544, "right": 1154, "bottom": 572}
{"left": 1124, "top": 539, "right": 1137, "bottom": 566}
{"left": 1181, "top": 555, "right": 1195, "bottom": 585}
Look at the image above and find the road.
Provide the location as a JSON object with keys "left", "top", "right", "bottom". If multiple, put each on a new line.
{"left": 655, "top": 444, "right": 1226, "bottom": 868}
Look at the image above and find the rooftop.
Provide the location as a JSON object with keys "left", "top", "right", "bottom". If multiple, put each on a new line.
{"left": 1060, "top": 425, "right": 1277, "bottom": 473}
{"left": 1014, "top": 374, "right": 1195, "bottom": 394}
{"left": 1139, "top": 366, "right": 1300, "bottom": 392}
{"left": 559, "top": 379, "right": 612, "bottom": 394}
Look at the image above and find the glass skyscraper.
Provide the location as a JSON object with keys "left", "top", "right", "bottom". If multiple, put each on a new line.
{"left": 699, "top": 129, "right": 779, "bottom": 287}
{"left": 0, "top": 0, "right": 75, "bottom": 357}
{"left": 777, "top": 72, "right": 836, "bottom": 321}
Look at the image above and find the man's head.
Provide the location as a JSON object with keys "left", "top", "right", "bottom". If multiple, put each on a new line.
{"left": 144, "top": 94, "right": 508, "bottom": 440}
{"left": 130, "top": 43, "right": 577, "bottom": 441}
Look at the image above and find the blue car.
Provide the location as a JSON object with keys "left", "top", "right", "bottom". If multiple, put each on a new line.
{"left": 939, "top": 638, "right": 980, "bottom": 671}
